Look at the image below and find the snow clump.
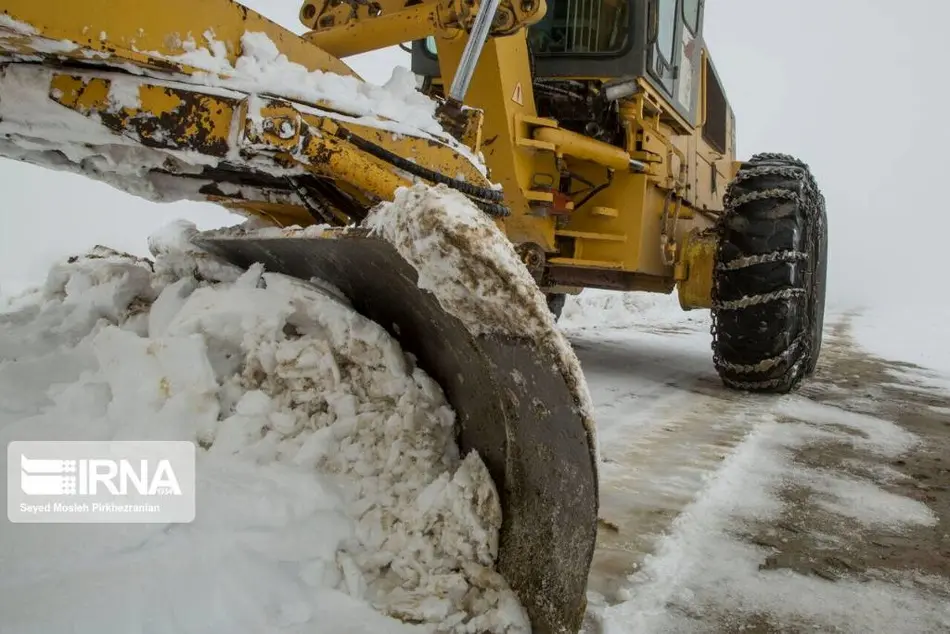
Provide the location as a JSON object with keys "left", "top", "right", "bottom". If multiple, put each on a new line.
{"left": 365, "top": 183, "right": 599, "bottom": 461}
{"left": 0, "top": 222, "right": 529, "bottom": 634}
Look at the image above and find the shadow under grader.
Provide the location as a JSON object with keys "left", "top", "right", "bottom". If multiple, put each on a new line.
{"left": 565, "top": 325, "right": 722, "bottom": 395}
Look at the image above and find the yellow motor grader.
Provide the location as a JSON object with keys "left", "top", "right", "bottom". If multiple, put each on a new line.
{"left": 0, "top": 0, "right": 827, "bottom": 631}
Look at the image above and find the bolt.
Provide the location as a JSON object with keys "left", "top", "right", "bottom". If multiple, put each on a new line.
{"left": 263, "top": 118, "right": 297, "bottom": 140}
{"left": 278, "top": 120, "right": 296, "bottom": 140}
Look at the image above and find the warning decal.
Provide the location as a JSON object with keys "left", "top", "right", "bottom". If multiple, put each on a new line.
{"left": 511, "top": 82, "right": 524, "bottom": 105}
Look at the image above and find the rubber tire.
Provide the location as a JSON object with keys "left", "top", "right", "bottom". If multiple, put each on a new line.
{"left": 711, "top": 153, "right": 828, "bottom": 393}
{"left": 546, "top": 292, "right": 566, "bottom": 321}
{"left": 805, "top": 203, "right": 828, "bottom": 376}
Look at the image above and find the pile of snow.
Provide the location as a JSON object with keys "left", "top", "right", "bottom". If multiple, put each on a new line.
{"left": 0, "top": 222, "right": 529, "bottom": 633}
{"left": 559, "top": 288, "right": 709, "bottom": 332}
{"left": 365, "top": 184, "right": 598, "bottom": 458}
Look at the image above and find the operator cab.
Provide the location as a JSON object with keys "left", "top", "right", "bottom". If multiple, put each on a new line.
{"left": 411, "top": 0, "right": 728, "bottom": 154}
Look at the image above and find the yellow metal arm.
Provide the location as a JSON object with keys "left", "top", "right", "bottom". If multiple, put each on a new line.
{"left": 0, "top": 0, "right": 356, "bottom": 78}
{"left": 0, "top": 0, "right": 498, "bottom": 228}
{"left": 301, "top": 0, "right": 546, "bottom": 58}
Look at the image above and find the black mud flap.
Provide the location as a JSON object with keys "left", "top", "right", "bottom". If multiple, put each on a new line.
{"left": 194, "top": 229, "right": 598, "bottom": 634}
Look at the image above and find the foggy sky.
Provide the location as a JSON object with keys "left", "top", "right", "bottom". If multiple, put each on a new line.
{"left": 704, "top": 0, "right": 950, "bottom": 309}
{"left": 1, "top": 0, "right": 945, "bottom": 311}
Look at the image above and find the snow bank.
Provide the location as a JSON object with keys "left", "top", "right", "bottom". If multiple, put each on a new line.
{"left": 849, "top": 304, "right": 950, "bottom": 377}
{"left": 365, "top": 184, "right": 598, "bottom": 458}
{"left": 559, "top": 288, "right": 708, "bottom": 332}
{"left": 0, "top": 224, "right": 529, "bottom": 633}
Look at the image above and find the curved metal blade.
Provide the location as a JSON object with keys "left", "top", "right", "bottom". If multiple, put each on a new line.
{"left": 193, "top": 229, "right": 598, "bottom": 633}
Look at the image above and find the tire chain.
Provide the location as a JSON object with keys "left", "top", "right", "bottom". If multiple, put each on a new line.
{"left": 710, "top": 152, "right": 826, "bottom": 391}
{"left": 716, "top": 250, "right": 808, "bottom": 271}
{"left": 714, "top": 287, "right": 806, "bottom": 311}
{"left": 715, "top": 332, "right": 805, "bottom": 375}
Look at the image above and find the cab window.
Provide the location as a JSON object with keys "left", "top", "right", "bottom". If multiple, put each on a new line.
{"left": 656, "top": 0, "right": 675, "bottom": 62}
{"left": 528, "top": 0, "right": 630, "bottom": 54}
{"left": 682, "top": 0, "right": 700, "bottom": 34}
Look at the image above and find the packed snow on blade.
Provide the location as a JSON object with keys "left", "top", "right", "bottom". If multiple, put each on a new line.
{"left": 0, "top": 231, "right": 532, "bottom": 633}
{"left": 193, "top": 183, "right": 600, "bottom": 633}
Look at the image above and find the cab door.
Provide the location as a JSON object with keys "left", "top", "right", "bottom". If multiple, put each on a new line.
{"left": 675, "top": 0, "right": 703, "bottom": 123}
{"left": 646, "top": 0, "right": 679, "bottom": 96}
{"left": 647, "top": 0, "right": 703, "bottom": 124}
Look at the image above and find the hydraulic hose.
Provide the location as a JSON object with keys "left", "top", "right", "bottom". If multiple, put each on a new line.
{"left": 335, "top": 126, "right": 510, "bottom": 217}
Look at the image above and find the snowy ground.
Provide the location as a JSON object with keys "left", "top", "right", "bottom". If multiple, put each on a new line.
{"left": 561, "top": 290, "right": 950, "bottom": 633}
{"left": 0, "top": 227, "right": 530, "bottom": 634}
{"left": 3, "top": 242, "right": 949, "bottom": 633}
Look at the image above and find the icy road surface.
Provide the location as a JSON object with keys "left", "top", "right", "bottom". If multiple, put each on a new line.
{"left": 562, "top": 292, "right": 950, "bottom": 633}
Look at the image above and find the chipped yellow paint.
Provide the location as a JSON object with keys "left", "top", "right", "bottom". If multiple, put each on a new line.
{"left": 51, "top": 73, "right": 237, "bottom": 156}
{"left": 41, "top": 68, "right": 492, "bottom": 220}
{"left": 49, "top": 75, "right": 111, "bottom": 114}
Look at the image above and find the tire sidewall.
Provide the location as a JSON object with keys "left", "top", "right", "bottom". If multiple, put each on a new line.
{"left": 805, "top": 203, "right": 829, "bottom": 375}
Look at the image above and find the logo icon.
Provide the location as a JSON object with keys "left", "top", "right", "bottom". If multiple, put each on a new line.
{"left": 20, "top": 456, "right": 78, "bottom": 495}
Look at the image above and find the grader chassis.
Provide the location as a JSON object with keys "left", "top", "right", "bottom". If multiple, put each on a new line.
{"left": 0, "top": 0, "right": 827, "bottom": 631}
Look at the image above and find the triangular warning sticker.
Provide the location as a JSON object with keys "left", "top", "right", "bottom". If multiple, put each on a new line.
{"left": 511, "top": 82, "right": 524, "bottom": 105}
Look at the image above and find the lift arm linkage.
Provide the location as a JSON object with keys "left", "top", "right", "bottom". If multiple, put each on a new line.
{"left": 301, "top": 0, "right": 547, "bottom": 58}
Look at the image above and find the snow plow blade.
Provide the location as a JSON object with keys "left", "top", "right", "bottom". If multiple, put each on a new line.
{"left": 194, "top": 229, "right": 598, "bottom": 634}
